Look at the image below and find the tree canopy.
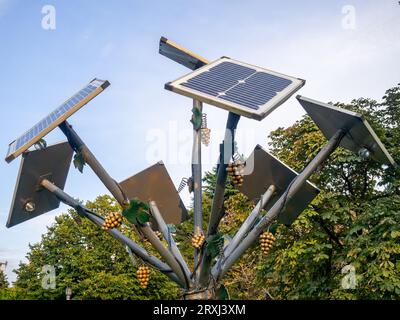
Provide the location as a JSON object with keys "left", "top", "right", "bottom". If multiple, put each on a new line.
{"left": 11, "top": 196, "right": 180, "bottom": 300}
{"left": 206, "top": 84, "right": 400, "bottom": 299}
{"left": 0, "top": 269, "right": 8, "bottom": 289}
{"left": 256, "top": 84, "right": 400, "bottom": 299}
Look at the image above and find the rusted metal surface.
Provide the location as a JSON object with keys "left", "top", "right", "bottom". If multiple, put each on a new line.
{"left": 7, "top": 141, "right": 73, "bottom": 228}
{"left": 119, "top": 161, "right": 188, "bottom": 228}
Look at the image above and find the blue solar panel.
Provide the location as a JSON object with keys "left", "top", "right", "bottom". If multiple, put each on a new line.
{"left": 181, "top": 62, "right": 293, "bottom": 110}
{"left": 6, "top": 79, "right": 110, "bottom": 163}
{"left": 182, "top": 62, "right": 255, "bottom": 96}
{"left": 166, "top": 57, "right": 305, "bottom": 120}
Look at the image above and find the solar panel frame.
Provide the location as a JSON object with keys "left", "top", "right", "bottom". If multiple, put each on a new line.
{"left": 159, "top": 37, "right": 209, "bottom": 70}
{"left": 119, "top": 161, "right": 188, "bottom": 229}
{"left": 5, "top": 78, "right": 110, "bottom": 163}
{"left": 297, "top": 95, "right": 396, "bottom": 166}
{"left": 165, "top": 57, "right": 305, "bottom": 120}
{"left": 7, "top": 141, "right": 73, "bottom": 228}
{"left": 239, "top": 145, "right": 320, "bottom": 226}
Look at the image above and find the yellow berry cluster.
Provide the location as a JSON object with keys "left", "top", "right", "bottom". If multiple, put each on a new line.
{"left": 191, "top": 233, "right": 205, "bottom": 249}
{"left": 226, "top": 161, "right": 245, "bottom": 188}
{"left": 137, "top": 266, "right": 151, "bottom": 289}
{"left": 259, "top": 232, "right": 276, "bottom": 255}
{"left": 201, "top": 128, "right": 211, "bottom": 146}
{"left": 102, "top": 212, "right": 123, "bottom": 231}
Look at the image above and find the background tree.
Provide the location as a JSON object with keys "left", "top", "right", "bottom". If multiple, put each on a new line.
{"left": 0, "top": 269, "right": 8, "bottom": 289}
{"left": 199, "top": 85, "right": 400, "bottom": 299}
{"left": 7, "top": 84, "right": 400, "bottom": 300}
{"left": 257, "top": 84, "right": 400, "bottom": 299}
{"left": 13, "top": 196, "right": 180, "bottom": 300}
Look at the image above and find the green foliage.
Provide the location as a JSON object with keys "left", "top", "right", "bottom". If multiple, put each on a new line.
{"left": 0, "top": 269, "right": 8, "bottom": 289}
{"left": 257, "top": 84, "right": 400, "bottom": 300}
{"left": 8, "top": 84, "right": 400, "bottom": 300}
{"left": 203, "top": 167, "right": 238, "bottom": 199}
{"left": 0, "top": 287, "right": 28, "bottom": 300}
{"left": 12, "top": 195, "right": 179, "bottom": 300}
{"left": 203, "top": 84, "right": 400, "bottom": 300}
{"left": 122, "top": 199, "right": 150, "bottom": 226}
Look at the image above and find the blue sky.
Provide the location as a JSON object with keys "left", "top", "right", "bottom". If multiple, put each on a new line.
{"left": 0, "top": 0, "right": 399, "bottom": 283}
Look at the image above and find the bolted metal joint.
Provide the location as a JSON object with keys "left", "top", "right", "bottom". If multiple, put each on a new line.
{"left": 24, "top": 201, "right": 36, "bottom": 213}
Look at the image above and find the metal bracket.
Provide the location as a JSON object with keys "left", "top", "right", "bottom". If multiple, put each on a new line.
{"left": 36, "top": 173, "right": 53, "bottom": 191}
{"left": 178, "top": 178, "right": 189, "bottom": 193}
{"left": 34, "top": 139, "right": 47, "bottom": 151}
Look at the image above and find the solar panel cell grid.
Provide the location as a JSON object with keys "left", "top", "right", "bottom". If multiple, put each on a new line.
{"left": 167, "top": 57, "right": 304, "bottom": 120}
{"left": 182, "top": 62, "right": 256, "bottom": 96}
{"left": 182, "top": 62, "right": 294, "bottom": 111}
{"left": 5, "top": 79, "right": 109, "bottom": 163}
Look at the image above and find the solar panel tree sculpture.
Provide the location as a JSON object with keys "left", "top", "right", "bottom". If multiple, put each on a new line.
{"left": 5, "top": 37, "right": 396, "bottom": 300}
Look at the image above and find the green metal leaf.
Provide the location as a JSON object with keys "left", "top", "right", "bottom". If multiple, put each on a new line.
{"left": 73, "top": 152, "right": 86, "bottom": 173}
{"left": 137, "top": 211, "right": 150, "bottom": 224}
{"left": 191, "top": 107, "right": 202, "bottom": 130}
{"left": 122, "top": 198, "right": 150, "bottom": 226}
{"left": 122, "top": 210, "right": 136, "bottom": 225}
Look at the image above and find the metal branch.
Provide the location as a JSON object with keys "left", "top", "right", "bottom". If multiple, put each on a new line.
{"left": 58, "top": 120, "right": 189, "bottom": 288}
{"left": 139, "top": 223, "right": 189, "bottom": 287}
{"left": 149, "top": 201, "right": 192, "bottom": 286}
{"left": 199, "top": 112, "right": 240, "bottom": 286}
{"left": 213, "top": 129, "right": 346, "bottom": 281}
{"left": 212, "top": 184, "right": 276, "bottom": 274}
{"left": 192, "top": 99, "right": 203, "bottom": 281}
{"left": 59, "top": 121, "right": 128, "bottom": 206}
{"left": 39, "top": 179, "right": 184, "bottom": 287}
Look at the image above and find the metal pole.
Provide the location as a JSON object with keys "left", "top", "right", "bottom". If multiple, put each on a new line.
{"left": 214, "top": 129, "right": 345, "bottom": 281}
{"left": 149, "top": 201, "right": 192, "bottom": 284}
{"left": 59, "top": 121, "right": 127, "bottom": 206}
{"left": 192, "top": 100, "right": 203, "bottom": 279}
{"left": 199, "top": 112, "right": 240, "bottom": 287}
{"left": 58, "top": 121, "right": 189, "bottom": 288}
{"left": 139, "top": 223, "right": 189, "bottom": 287}
{"left": 220, "top": 185, "right": 276, "bottom": 261}
{"left": 40, "top": 179, "right": 185, "bottom": 287}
